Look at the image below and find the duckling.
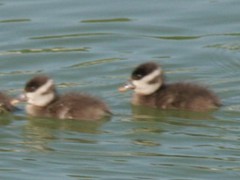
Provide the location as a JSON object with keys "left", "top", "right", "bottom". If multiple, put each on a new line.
{"left": 119, "top": 62, "right": 221, "bottom": 111}
{"left": 19, "top": 75, "right": 111, "bottom": 121}
{"left": 0, "top": 92, "right": 18, "bottom": 113}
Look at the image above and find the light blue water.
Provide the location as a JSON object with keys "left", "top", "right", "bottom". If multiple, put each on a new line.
{"left": 0, "top": 0, "right": 240, "bottom": 179}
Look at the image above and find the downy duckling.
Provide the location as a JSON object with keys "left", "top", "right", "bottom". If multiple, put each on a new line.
{"left": 119, "top": 62, "right": 221, "bottom": 111}
{"left": 19, "top": 75, "right": 111, "bottom": 120}
{"left": 0, "top": 92, "right": 18, "bottom": 113}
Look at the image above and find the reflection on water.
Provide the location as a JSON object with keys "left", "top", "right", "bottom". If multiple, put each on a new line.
{"left": 25, "top": 117, "right": 107, "bottom": 134}
{"left": 0, "top": 114, "right": 13, "bottom": 126}
{"left": 21, "top": 117, "right": 107, "bottom": 152}
{"left": 131, "top": 105, "right": 218, "bottom": 122}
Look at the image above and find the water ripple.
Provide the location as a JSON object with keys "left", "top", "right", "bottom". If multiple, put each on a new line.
{"left": 7, "top": 47, "right": 89, "bottom": 54}
{"left": 30, "top": 33, "right": 111, "bottom": 40}
{"left": 0, "top": 19, "right": 31, "bottom": 23}
{"left": 153, "top": 35, "right": 201, "bottom": 40}
{"left": 67, "top": 58, "right": 123, "bottom": 69}
{"left": 206, "top": 43, "right": 240, "bottom": 52}
{"left": 81, "top": 18, "right": 132, "bottom": 23}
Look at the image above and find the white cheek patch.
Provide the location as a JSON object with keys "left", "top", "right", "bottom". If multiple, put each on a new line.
{"left": 140, "top": 68, "right": 161, "bottom": 83}
{"left": 37, "top": 79, "right": 54, "bottom": 94}
{"left": 26, "top": 79, "right": 55, "bottom": 107}
{"left": 132, "top": 68, "right": 162, "bottom": 95}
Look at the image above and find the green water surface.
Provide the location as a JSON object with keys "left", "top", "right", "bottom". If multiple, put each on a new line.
{"left": 0, "top": 0, "right": 240, "bottom": 179}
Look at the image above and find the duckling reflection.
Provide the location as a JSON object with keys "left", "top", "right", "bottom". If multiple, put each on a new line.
{"left": 119, "top": 62, "right": 221, "bottom": 112}
{"left": 21, "top": 117, "right": 104, "bottom": 152}
{"left": 131, "top": 105, "right": 217, "bottom": 121}
{"left": 18, "top": 75, "right": 111, "bottom": 121}
{"left": 26, "top": 116, "right": 106, "bottom": 134}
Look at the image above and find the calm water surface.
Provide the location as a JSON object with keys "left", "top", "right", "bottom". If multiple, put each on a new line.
{"left": 0, "top": 0, "right": 240, "bottom": 179}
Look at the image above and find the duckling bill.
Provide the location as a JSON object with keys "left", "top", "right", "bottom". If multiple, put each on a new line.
{"left": 119, "top": 62, "right": 221, "bottom": 112}
{"left": 19, "top": 75, "right": 111, "bottom": 121}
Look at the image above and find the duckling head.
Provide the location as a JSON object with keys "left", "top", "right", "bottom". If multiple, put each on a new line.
{"left": 119, "top": 62, "right": 164, "bottom": 95}
{"left": 20, "top": 75, "right": 56, "bottom": 107}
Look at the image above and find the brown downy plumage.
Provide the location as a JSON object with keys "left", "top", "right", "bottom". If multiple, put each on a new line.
{"left": 119, "top": 62, "right": 221, "bottom": 112}
{"left": 0, "top": 92, "right": 17, "bottom": 113}
{"left": 19, "top": 75, "right": 111, "bottom": 120}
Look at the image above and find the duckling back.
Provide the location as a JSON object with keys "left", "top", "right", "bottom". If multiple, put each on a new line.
{"left": 133, "top": 83, "right": 221, "bottom": 111}
{"left": 48, "top": 93, "right": 111, "bottom": 120}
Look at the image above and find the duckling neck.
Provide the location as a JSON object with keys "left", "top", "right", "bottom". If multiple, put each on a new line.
{"left": 49, "top": 93, "right": 60, "bottom": 104}
{"left": 132, "top": 84, "right": 167, "bottom": 107}
{"left": 26, "top": 93, "right": 60, "bottom": 117}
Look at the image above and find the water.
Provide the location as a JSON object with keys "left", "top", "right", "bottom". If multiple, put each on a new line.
{"left": 0, "top": 0, "right": 240, "bottom": 179}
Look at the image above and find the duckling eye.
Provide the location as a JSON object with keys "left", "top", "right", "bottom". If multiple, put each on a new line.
{"left": 132, "top": 72, "right": 144, "bottom": 80}
{"left": 29, "top": 86, "right": 37, "bottom": 92}
{"left": 136, "top": 74, "right": 143, "bottom": 79}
